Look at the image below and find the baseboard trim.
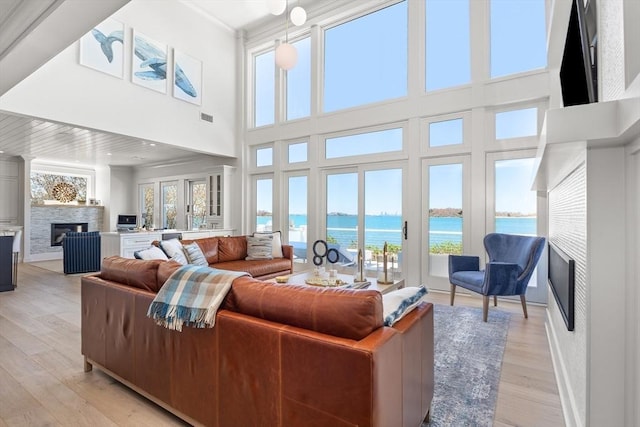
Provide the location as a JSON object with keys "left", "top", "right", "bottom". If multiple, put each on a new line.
{"left": 546, "top": 309, "right": 583, "bottom": 427}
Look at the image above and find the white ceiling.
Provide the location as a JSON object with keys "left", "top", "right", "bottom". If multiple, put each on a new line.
{"left": 0, "top": 0, "right": 306, "bottom": 167}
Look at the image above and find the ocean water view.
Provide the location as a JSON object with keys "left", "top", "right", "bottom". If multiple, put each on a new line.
{"left": 257, "top": 214, "right": 537, "bottom": 249}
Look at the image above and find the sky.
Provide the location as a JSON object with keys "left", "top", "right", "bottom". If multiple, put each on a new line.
{"left": 255, "top": 0, "right": 546, "bottom": 217}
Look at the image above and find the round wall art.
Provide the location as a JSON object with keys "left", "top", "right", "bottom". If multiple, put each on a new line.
{"left": 51, "top": 182, "right": 77, "bottom": 203}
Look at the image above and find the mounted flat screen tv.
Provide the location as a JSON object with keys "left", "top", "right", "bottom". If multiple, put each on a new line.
{"left": 560, "top": 0, "right": 598, "bottom": 106}
{"left": 548, "top": 242, "right": 575, "bottom": 331}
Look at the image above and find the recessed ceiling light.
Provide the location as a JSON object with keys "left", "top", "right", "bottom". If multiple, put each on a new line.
{"left": 150, "top": 143, "right": 156, "bottom": 147}
{"left": 0, "top": 150, "right": 4, "bottom": 154}
{"left": 107, "top": 152, "right": 112, "bottom": 156}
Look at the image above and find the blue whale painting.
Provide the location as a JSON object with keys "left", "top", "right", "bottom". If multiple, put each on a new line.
{"left": 91, "top": 29, "right": 197, "bottom": 98}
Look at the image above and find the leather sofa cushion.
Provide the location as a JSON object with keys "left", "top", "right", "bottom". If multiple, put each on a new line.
{"left": 157, "top": 260, "right": 182, "bottom": 286}
{"left": 226, "top": 277, "right": 384, "bottom": 340}
{"left": 101, "top": 256, "right": 164, "bottom": 292}
{"left": 214, "top": 258, "right": 292, "bottom": 278}
{"left": 218, "top": 236, "right": 247, "bottom": 262}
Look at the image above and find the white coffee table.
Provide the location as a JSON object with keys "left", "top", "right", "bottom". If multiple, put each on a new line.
{"left": 280, "top": 270, "right": 404, "bottom": 295}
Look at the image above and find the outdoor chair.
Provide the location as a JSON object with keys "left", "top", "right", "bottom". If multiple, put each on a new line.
{"left": 448, "top": 233, "right": 546, "bottom": 321}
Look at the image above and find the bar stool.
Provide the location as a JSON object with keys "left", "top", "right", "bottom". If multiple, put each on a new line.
{"left": 12, "top": 230, "right": 21, "bottom": 288}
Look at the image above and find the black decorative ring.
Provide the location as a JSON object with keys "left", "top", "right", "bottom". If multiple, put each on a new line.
{"left": 312, "top": 240, "right": 328, "bottom": 257}
{"left": 312, "top": 255, "right": 324, "bottom": 266}
{"left": 326, "top": 248, "right": 339, "bottom": 264}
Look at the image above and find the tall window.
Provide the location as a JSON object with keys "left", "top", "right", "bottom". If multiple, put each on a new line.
{"left": 490, "top": 0, "right": 546, "bottom": 77}
{"left": 288, "top": 142, "right": 308, "bottom": 163}
{"left": 256, "top": 147, "right": 273, "bottom": 167}
{"left": 139, "top": 183, "right": 154, "bottom": 228}
{"left": 287, "top": 37, "right": 311, "bottom": 120}
{"left": 254, "top": 50, "right": 275, "bottom": 127}
{"left": 495, "top": 107, "right": 538, "bottom": 139}
{"left": 325, "top": 128, "right": 403, "bottom": 159}
{"left": 288, "top": 175, "right": 308, "bottom": 263}
{"left": 326, "top": 171, "right": 357, "bottom": 267}
{"left": 324, "top": 1, "right": 407, "bottom": 112}
{"left": 494, "top": 158, "right": 537, "bottom": 235}
{"left": 161, "top": 181, "right": 178, "bottom": 229}
{"left": 256, "top": 178, "right": 273, "bottom": 232}
{"left": 429, "top": 118, "right": 464, "bottom": 148}
{"left": 326, "top": 168, "right": 403, "bottom": 271}
{"left": 426, "top": 0, "right": 470, "bottom": 91}
{"left": 364, "top": 169, "right": 403, "bottom": 273}
{"left": 428, "top": 163, "right": 463, "bottom": 278}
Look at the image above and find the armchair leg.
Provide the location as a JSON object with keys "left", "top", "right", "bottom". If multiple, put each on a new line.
{"left": 450, "top": 284, "right": 456, "bottom": 306}
{"left": 493, "top": 295, "right": 497, "bottom": 306}
{"left": 520, "top": 294, "right": 529, "bottom": 319}
{"left": 482, "top": 296, "right": 489, "bottom": 322}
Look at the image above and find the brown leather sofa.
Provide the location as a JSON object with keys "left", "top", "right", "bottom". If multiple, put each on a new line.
{"left": 81, "top": 256, "right": 434, "bottom": 427}
{"left": 176, "top": 235, "right": 294, "bottom": 280}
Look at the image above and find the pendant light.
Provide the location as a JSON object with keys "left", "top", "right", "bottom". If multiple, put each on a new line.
{"left": 274, "top": 0, "right": 298, "bottom": 70}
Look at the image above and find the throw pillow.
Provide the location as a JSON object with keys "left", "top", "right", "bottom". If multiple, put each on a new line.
{"left": 246, "top": 234, "right": 274, "bottom": 260}
{"left": 134, "top": 246, "right": 169, "bottom": 261}
{"left": 382, "top": 286, "right": 428, "bottom": 327}
{"left": 183, "top": 242, "right": 208, "bottom": 266}
{"left": 159, "top": 238, "right": 188, "bottom": 265}
{"left": 254, "top": 231, "right": 284, "bottom": 258}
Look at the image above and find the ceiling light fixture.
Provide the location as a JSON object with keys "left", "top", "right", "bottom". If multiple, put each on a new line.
{"left": 290, "top": 6, "right": 307, "bottom": 26}
{"left": 273, "top": 0, "right": 303, "bottom": 70}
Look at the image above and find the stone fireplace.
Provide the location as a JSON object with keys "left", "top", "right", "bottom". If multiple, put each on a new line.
{"left": 29, "top": 205, "right": 103, "bottom": 260}
{"left": 50, "top": 222, "right": 88, "bottom": 246}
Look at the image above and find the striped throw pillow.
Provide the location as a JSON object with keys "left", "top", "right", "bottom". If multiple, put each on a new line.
{"left": 246, "top": 234, "right": 273, "bottom": 260}
{"left": 183, "top": 242, "right": 208, "bottom": 266}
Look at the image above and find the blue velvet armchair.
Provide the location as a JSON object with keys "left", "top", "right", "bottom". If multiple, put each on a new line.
{"left": 448, "top": 233, "right": 546, "bottom": 322}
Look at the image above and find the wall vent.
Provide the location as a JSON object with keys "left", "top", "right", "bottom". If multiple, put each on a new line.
{"left": 200, "top": 112, "right": 213, "bottom": 123}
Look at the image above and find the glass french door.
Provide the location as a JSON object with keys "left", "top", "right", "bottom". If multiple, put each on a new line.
{"left": 486, "top": 150, "right": 546, "bottom": 303}
{"left": 187, "top": 179, "right": 207, "bottom": 230}
{"left": 422, "top": 156, "right": 470, "bottom": 291}
{"left": 139, "top": 183, "right": 154, "bottom": 229}
{"left": 324, "top": 166, "right": 404, "bottom": 275}
{"left": 161, "top": 181, "right": 178, "bottom": 229}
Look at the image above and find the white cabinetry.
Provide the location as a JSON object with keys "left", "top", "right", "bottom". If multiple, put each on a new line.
{"left": 101, "top": 232, "right": 161, "bottom": 259}
{"left": 101, "top": 229, "right": 235, "bottom": 258}
{"left": 207, "top": 166, "right": 234, "bottom": 230}
{"left": 0, "top": 160, "right": 18, "bottom": 226}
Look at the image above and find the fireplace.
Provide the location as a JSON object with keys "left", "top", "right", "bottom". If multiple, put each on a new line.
{"left": 51, "top": 223, "right": 88, "bottom": 246}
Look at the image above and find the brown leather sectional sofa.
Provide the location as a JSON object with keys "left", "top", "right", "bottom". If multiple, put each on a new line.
{"left": 176, "top": 235, "right": 294, "bottom": 280}
{"left": 81, "top": 256, "right": 434, "bottom": 427}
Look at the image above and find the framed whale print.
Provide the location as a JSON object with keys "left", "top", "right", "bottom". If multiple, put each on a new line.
{"left": 79, "top": 18, "right": 124, "bottom": 78}
{"left": 132, "top": 30, "right": 167, "bottom": 94}
{"left": 173, "top": 49, "right": 202, "bottom": 106}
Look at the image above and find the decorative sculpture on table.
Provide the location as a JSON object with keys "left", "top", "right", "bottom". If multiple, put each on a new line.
{"left": 377, "top": 242, "right": 395, "bottom": 284}
{"left": 354, "top": 248, "right": 366, "bottom": 283}
{"left": 312, "top": 239, "right": 340, "bottom": 266}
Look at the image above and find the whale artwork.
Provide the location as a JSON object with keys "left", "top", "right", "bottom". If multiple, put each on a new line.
{"left": 131, "top": 31, "right": 168, "bottom": 93}
{"left": 79, "top": 18, "right": 124, "bottom": 78}
{"left": 81, "top": 21, "right": 200, "bottom": 101}
{"left": 173, "top": 50, "right": 202, "bottom": 105}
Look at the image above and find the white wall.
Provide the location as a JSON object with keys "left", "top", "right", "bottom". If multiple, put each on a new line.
{"left": 547, "top": 162, "right": 587, "bottom": 427}
{"left": 0, "top": 0, "right": 237, "bottom": 157}
{"left": 542, "top": 0, "right": 640, "bottom": 424}
{"left": 626, "top": 136, "right": 640, "bottom": 425}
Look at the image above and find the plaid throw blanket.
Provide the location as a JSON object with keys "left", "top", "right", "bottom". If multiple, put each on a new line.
{"left": 147, "top": 265, "right": 248, "bottom": 331}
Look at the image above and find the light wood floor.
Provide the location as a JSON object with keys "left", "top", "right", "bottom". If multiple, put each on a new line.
{"left": 0, "top": 264, "right": 565, "bottom": 426}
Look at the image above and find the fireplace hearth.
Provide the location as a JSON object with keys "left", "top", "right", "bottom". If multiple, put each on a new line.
{"left": 51, "top": 223, "right": 88, "bottom": 246}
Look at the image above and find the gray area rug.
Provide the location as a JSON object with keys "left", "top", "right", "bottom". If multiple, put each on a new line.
{"left": 425, "top": 304, "right": 511, "bottom": 427}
